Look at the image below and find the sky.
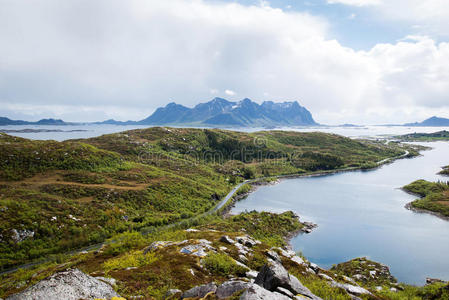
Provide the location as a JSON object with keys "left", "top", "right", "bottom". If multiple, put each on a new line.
{"left": 0, "top": 0, "right": 448, "bottom": 125}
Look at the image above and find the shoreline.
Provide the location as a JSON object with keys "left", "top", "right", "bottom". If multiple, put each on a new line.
{"left": 401, "top": 187, "right": 449, "bottom": 222}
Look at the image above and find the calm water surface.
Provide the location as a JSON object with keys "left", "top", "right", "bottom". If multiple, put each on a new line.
{"left": 1, "top": 124, "right": 448, "bottom": 141}
{"left": 232, "top": 142, "right": 449, "bottom": 285}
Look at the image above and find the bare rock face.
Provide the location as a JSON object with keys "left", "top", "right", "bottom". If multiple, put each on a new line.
{"left": 181, "top": 282, "right": 217, "bottom": 299}
{"left": 216, "top": 280, "right": 250, "bottom": 299}
{"left": 254, "top": 261, "right": 321, "bottom": 300}
{"left": 239, "top": 284, "right": 291, "bottom": 300}
{"left": 6, "top": 269, "right": 120, "bottom": 300}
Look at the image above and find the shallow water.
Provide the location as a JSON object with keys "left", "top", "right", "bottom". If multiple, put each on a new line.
{"left": 232, "top": 142, "right": 449, "bottom": 285}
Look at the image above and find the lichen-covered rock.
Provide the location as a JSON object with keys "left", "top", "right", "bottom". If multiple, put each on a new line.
{"left": 239, "top": 284, "right": 290, "bottom": 300}
{"left": 216, "top": 280, "right": 249, "bottom": 299}
{"left": 181, "top": 282, "right": 217, "bottom": 299}
{"left": 6, "top": 269, "right": 120, "bottom": 300}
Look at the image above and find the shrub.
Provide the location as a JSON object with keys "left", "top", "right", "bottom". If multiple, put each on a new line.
{"left": 203, "top": 253, "right": 248, "bottom": 276}
{"left": 103, "top": 250, "right": 158, "bottom": 273}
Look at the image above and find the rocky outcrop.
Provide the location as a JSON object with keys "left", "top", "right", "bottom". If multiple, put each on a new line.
{"left": 240, "top": 283, "right": 291, "bottom": 300}
{"left": 181, "top": 282, "right": 217, "bottom": 299}
{"left": 6, "top": 269, "right": 120, "bottom": 300}
{"left": 330, "top": 282, "right": 371, "bottom": 296}
{"left": 254, "top": 261, "right": 321, "bottom": 300}
{"left": 219, "top": 235, "right": 235, "bottom": 244}
{"left": 216, "top": 280, "right": 250, "bottom": 299}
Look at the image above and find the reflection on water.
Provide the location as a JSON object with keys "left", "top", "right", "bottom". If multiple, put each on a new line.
{"left": 232, "top": 142, "right": 449, "bottom": 285}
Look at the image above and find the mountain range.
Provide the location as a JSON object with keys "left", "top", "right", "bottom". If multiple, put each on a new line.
{"left": 0, "top": 98, "right": 318, "bottom": 127}
{"left": 135, "top": 98, "right": 317, "bottom": 126}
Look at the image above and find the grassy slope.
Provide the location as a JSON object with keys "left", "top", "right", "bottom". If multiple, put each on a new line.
{"left": 403, "top": 179, "right": 449, "bottom": 218}
{"left": 0, "top": 128, "right": 412, "bottom": 269}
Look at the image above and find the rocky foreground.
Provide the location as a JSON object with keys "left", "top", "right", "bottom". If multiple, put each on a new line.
{"left": 2, "top": 210, "right": 449, "bottom": 299}
{"left": 4, "top": 232, "right": 414, "bottom": 300}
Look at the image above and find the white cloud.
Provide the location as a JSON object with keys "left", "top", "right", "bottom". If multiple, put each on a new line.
{"left": 328, "top": 0, "right": 449, "bottom": 37}
{"left": 225, "top": 90, "right": 236, "bottom": 96}
{"left": 0, "top": 0, "right": 448, "bottom": 124}
{"left": 327, "top": 0, "right": 380, "bottom": 7}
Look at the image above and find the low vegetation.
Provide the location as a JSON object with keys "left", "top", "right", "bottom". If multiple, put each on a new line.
{"left": 0, "top": 127, "right": 417, "bottom": 270}
{"left": 396, "top": 130, "right": 449, "bottom": 142}
{"left": 403, "top": 179, "right": 449, "bottom": 218}
{"left": 440, "top": 166, "right": 449, "bottom": 176}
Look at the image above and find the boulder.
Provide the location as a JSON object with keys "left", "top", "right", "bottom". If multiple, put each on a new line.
{"left": 254, "top": 261, "right": 320, "bottom": 299}
{"left": 290, "top": 256, "right": 305, "bottom": 266}
{"left": 220, "top": 235, "right": 235, "bottom": 245}
{"left": 239, "top": 284, "right": 290, "bottom": 300}
{"left": 6, "top": 269, "right": 120, "bottom": 300}
{"left": 266, "top": 250, "right": 281, "bottom": 262}
{"left": 236, "top": 236, "right": 260, "bottom": 248}
{"left": 216, "top": 280, "right": 249, "bottom": 299}
{"left": 182, "top": 282, "right": 217, "bottom": 299}
{"left": 330, "top": 282, "right": 371, "bottom": 296}
{"left": 246, "top": 270, "right": 259, "bottom": 279}
{"left": 276, "top": 287, "right": 294, "bottom": 298}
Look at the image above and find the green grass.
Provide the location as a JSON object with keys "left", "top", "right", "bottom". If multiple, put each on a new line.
{"left": 202, "top": 252, "right": 248, "bottom": 276}
{"left": 0, "top": 127, "right": 415, "bottom": 269}
{"left": 403, "top": 179, "right": 449, "bottom": 217}
{"left": 397, "top": 130, "right": 449, "bottom": 141}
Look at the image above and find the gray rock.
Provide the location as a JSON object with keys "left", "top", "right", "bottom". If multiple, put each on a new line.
{"left": 166, "top": 289, "right": 182, "bottom": 297}
{"left": 254, "top": 261, "right": 320, "bottom": 299}
{"left": 94, "top": 276, "right": 117, "bottom": 286}
{"left": 290, "top": 256, "right": 305, "bottom": 266}
{"left": 246, "top": 270, "right": 259, "bottom": 279}
{"left": 266, "top": 250, "right": 281, "bottom": 262}
{"left": 236, "top": 236, "right": 260, "bottom": 248}
{"left": 216, "top": 280, "right": 249, "bottom": 299}
{"left": 276, "top": 286, "right": 294, "bottom": 298}
{"left": 6, "top": 269, "right": 120, "bottom": 300}
{"left": 220, "top": 235, "right": 235, "bottom": 244}
{"left": 318, "top": 273, "right": 333, "bottom": 281}
{"left": 309, "top": 263, "right": 320, "bottom": 273}
{"left": 10, "top": 229, "right": 34, "bottom": 244}
{"left": 330, "top": 282, "right": 371, "bottom": 296}
{"left": 239, "top": 284, "right": 290, "bottom": 300}
{"left": 182, "top": 282, "right": 217, "bottom": 299}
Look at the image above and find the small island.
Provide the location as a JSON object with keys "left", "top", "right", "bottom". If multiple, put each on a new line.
{"left": 403, "top": 179, "right": 449, "bottom": 219}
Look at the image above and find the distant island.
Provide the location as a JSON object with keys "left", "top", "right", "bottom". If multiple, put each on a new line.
{"left": 0, "top": 98, "right": 318, "bottom": 127}
{"left": 404, "top": 116, "right": 449, "bottom": 127}
{"left": 0, "top": 117, "right": 69, "bottom": 126}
